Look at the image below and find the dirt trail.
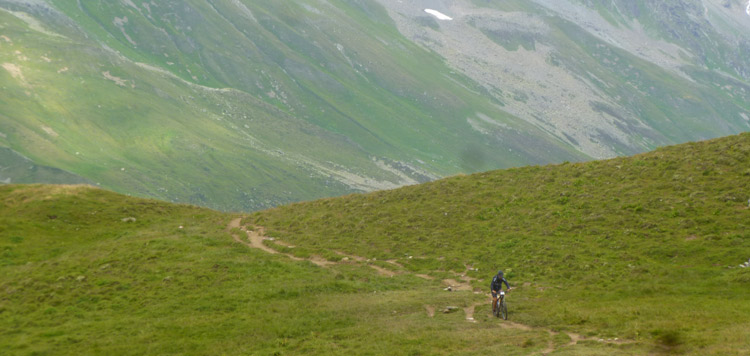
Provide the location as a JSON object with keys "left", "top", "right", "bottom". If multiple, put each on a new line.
{"left": 246, "top": 226, "right": 287, "bottom": 256}
{"left": 542, "top": 331, "right": 556, "bottom": 355}
{"left": 226, "top": 218, "right": 634, "bottom": 353}
{"left": 463, "top": 302, "right": 482, "bottom": 322}
{"left": 229, "top": 219, "right": 396, "bottom": 273}
{"left": 442, "top": 278, "right": 473, "bottom": 291}
{"left": 368, "top": 264, "right": 397, "bottom": 277}
{"left": 424, "top": 305, "right": 436, "bottom": 318}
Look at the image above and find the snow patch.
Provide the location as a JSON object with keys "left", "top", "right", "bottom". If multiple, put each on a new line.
{"left": 746, "top": 0, "right": 750, "bottom": 16}
{"left": 425, "top": 9, "right": 452, "bottom": 21}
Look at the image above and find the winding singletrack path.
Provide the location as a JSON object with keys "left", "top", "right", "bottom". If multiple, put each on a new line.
{"left": 227, "top": 218, "right": 635, "bottom": 353}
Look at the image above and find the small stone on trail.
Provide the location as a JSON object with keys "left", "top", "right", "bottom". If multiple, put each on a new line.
{"left": 444, "top": 286, "right": 453, "bottom": 291}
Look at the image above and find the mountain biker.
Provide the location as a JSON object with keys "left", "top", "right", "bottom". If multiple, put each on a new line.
{"left": 490, "top": 270, "right": 510, "bottom": 314}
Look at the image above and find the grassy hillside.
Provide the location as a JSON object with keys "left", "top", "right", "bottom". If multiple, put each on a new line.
{"left": 249, "top": 132, "right": 750, "bottom": 354}
{"left": 0, "top": 147, "right": 92, "bottom": 185}
{"left": 3, "top": 134, "right": 748, "bottom": 354}
{"left": 0, "top": 184, "right": 643, "bottom": 355}
{"left": 0, "top": 0, "right": 585, "bottom": 212}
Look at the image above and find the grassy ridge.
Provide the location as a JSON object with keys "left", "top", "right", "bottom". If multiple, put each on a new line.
{"left": 2, "top": 134, "right": 749, "bottom": 354}
{"left": 1, "top": 184, "right": 643, "bottom": 355}
{"left": 249, "top": 132, "right": 750, "bottom": 354}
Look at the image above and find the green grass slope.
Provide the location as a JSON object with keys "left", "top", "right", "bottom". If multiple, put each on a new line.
{"left": 0, "top": 0, "right": 585, "bottom": 212}
{"left": 3, "top": 0, "right": 750, "bottom": 213}
{"left": 2, "top": 133, "right": 750, "bottom": 354}
{"left": 249, "top": 132, "right": 750, "bottom": 354}
{"left": 0, "top": 147, "right": 92, "bottom": 185}
{"left": 0, "top": 184, "right": 640, "bottom": 355}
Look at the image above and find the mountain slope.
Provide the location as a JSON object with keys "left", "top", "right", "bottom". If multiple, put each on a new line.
{"left": 378, "top": 0, "right": 750, "bottom": 157}
{"left": 1, "top": 133, "right": 749, "bottom": 354}
{"left": 0, "top": 0, "right": 585, "bottom": 211}
{"left": 1, "top": 0, "right": 749, "bottom": 211}
{"left": 249, "top": 132, "right": 750, "bottom": 353}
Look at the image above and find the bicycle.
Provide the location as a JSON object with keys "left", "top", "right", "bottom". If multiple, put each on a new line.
{"left": 493, "top": 290, "right": 508, "bottom": 320}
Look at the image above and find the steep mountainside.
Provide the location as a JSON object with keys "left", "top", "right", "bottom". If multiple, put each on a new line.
{"left": 378, "top": 0, "right": 750, "bottom": 157}
{"left": 1, "top": 0, "right": 749, "bottom": 210}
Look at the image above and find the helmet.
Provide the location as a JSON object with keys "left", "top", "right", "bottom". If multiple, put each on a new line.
{"left": 497, "top": 270, "right": 504, "bottom": 277}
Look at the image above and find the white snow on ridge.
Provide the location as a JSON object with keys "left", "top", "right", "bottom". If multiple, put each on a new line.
{"left": 746, "top": 0, "right": 750, "bottom": 16}
{"left": 425, "top": 9, "right": 452, "bottom": 21}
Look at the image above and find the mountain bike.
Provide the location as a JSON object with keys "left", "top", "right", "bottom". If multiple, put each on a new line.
{"left": 493, "top": 291, "right": 508, "bottom": 320}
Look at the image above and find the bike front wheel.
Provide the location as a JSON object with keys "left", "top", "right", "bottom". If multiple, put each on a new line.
{"left": 500, "top": 300, "right": 508, "bottom": 320}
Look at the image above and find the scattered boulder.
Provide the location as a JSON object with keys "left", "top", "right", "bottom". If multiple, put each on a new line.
{"left": 121, "top": 217, "right": 136, "bottom": 222}
{"left": 444, "top": 286, "right": 453, "bottom": 292}
{"left": 76, "top": 275, "right": 86, "bottom": 282}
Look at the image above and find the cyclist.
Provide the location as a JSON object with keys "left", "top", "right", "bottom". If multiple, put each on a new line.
{"left": 490, "top": 270, "right": 510, "bottom": 314}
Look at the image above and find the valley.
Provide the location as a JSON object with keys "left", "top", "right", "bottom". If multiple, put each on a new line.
{"left": 1, "top": 0, "right": 749, "bottom": 211}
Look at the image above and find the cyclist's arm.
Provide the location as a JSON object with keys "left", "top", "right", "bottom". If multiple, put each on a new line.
{"left": 502, "top": 278, "right": 510, "bottom": 290}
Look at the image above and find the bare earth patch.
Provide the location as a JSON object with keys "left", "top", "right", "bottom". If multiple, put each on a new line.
{"left": 463, "top": 302, "right": 482, "bottom": 322}
{"left": 3, "top": 63, "right": 25, "bottom": 82}
{"left": 41, "top": 126, "right": 59, "bottom": 137}
{"left": 103, "top": 71, "right": 134, "bottom": 88}
{"left": 424, "top": 305, "right": 436, "bottom": 317}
